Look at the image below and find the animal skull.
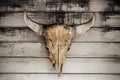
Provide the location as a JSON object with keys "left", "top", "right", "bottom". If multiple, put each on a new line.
{"left": 24, "top": 11, "right": 95, "bottom": 76}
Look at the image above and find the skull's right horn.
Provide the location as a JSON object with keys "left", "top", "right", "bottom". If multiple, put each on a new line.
{"left": 75, "top": 13, "right": 96, "bottom": 35}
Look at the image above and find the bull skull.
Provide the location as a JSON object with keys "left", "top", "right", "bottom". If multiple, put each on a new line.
{"left": 24, "top": 11, "right": 95, "bottom": 76}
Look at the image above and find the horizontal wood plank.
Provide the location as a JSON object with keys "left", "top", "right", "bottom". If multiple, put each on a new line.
{"left": 0, "top": 58, "right": 119, "bottom": 73}
{"left": 0, "top": 43, "right": 120, "bottom": 57}
{"left": 0, "top": 74, "right": 120, "bottom": 80}
{"left": 0, "top": 13, "right": 120, "bottom": 27}
{"left": 0, "top": 28, "right": 120, "bottom": 42}
{"left": 0, "top": 0, "right": 120, "bottom": 12}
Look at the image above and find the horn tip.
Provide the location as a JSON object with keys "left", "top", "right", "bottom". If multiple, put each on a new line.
{"left": 58, "top": 72, "right": 62, "bottom": 77}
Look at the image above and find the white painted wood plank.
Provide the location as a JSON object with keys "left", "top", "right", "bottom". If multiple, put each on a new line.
{"left": 0, "top": 43, "right": 120, "bottom": 57}
{"left": 0, "top": 74, "right": 120, "bottom": 80}
{"left": 74, "top": 28, "right": 120, "bottom": 42}
{"left": 0, "top": 28, "right": 120, "bottom": 42}
{"left": 0, "top": 28, "right": 42, "bottom": 42}
{"left": 0, "top": 58, "right": 119, "bottom": 73}
{"left": 0, "top": 13, "right": 120, "bottom": 27}
{"left": 0, "top": 0, "right": 119, "bottom": 12}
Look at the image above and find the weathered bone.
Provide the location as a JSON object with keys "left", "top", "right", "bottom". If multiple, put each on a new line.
{"left": 24, "top": 11, "right": 43, "bottom": 35}
{"left": 43, "top": 25, "right": 74, "bottom": 76}
{"left": 75, "top": 13, "right": 95, "bottom": 35}
{"left": 24, "top": 11, "right": 95, "bottom": 76}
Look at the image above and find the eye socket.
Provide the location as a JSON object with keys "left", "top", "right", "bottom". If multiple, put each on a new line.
{"left": 67, "top": 47, "right": 70, "bottom": 51}
{"left": 45, "top": 46, "right": 49, "bottom": 50}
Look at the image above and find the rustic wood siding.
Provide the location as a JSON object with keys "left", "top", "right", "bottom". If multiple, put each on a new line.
{"left": 0, "top": 13, "right": 120, "bottom": 27}
{"left": 0, "top": 0, "right": 120, "bottom": 80}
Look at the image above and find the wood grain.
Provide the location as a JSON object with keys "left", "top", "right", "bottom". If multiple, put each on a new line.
{"left": 0, "top": 0, "right": 119, "bottom": 12}
{"left": 0, "top": 74, "right": 120, "bottom": 80}
{"left": 0, "top": 43, "right": 120, "bottom": 58}
{"left": 0, "top": 28, "right": 120, "bottom": 42}
{"left": 0, "top": 58, "right": 119, "bottom": 73}
{"left": 0, "top": 13, "right": 120, "bottom": 27}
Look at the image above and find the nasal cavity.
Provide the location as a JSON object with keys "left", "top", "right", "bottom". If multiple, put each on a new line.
{"left": 58, "top": 43, "right": 61, "bottom": 48}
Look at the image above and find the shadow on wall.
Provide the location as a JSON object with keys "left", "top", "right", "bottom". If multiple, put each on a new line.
{"left": 46, "top": 0, "right": 90, "bottom": 7}
{"left": 106, "top": 0, "right": 120, "bottom": 11}
{"left": 0, "top": 0, "right": 34, "bottom": 8}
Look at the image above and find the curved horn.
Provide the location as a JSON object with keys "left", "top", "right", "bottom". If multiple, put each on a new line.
{"left": 24, "top": 11, "right": 43, "bottom": 35}
{"left": 75, "top": 13, "right": 96, "bottom": 35}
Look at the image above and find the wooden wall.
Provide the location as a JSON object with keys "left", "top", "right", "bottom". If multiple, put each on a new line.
{"left": 0, "top": 0, "right": 120, "bottom": 80}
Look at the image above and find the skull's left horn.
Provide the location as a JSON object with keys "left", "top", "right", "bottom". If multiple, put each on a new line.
{"left": 75, "top": 13, "right": 96, "bottom": 35}
{"left": 24, "top": 11, "right": 43, "bottom": 35}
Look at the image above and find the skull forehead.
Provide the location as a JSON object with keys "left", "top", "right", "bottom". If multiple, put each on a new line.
{"left": 44, "top": 25, "right": 72, "bottom": 40}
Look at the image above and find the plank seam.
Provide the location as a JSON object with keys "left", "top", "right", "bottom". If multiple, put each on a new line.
{"left": 0, "top": 11, "right": 120, "bottom": 13}
{"left": 0, "top": 56, "right": 119, "bottom": 59}
{"left": 1, "top": 41, "right": 120, "bottom": 43}
{"left": 0, "top": 73, "right": 120, "bottom": 75}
